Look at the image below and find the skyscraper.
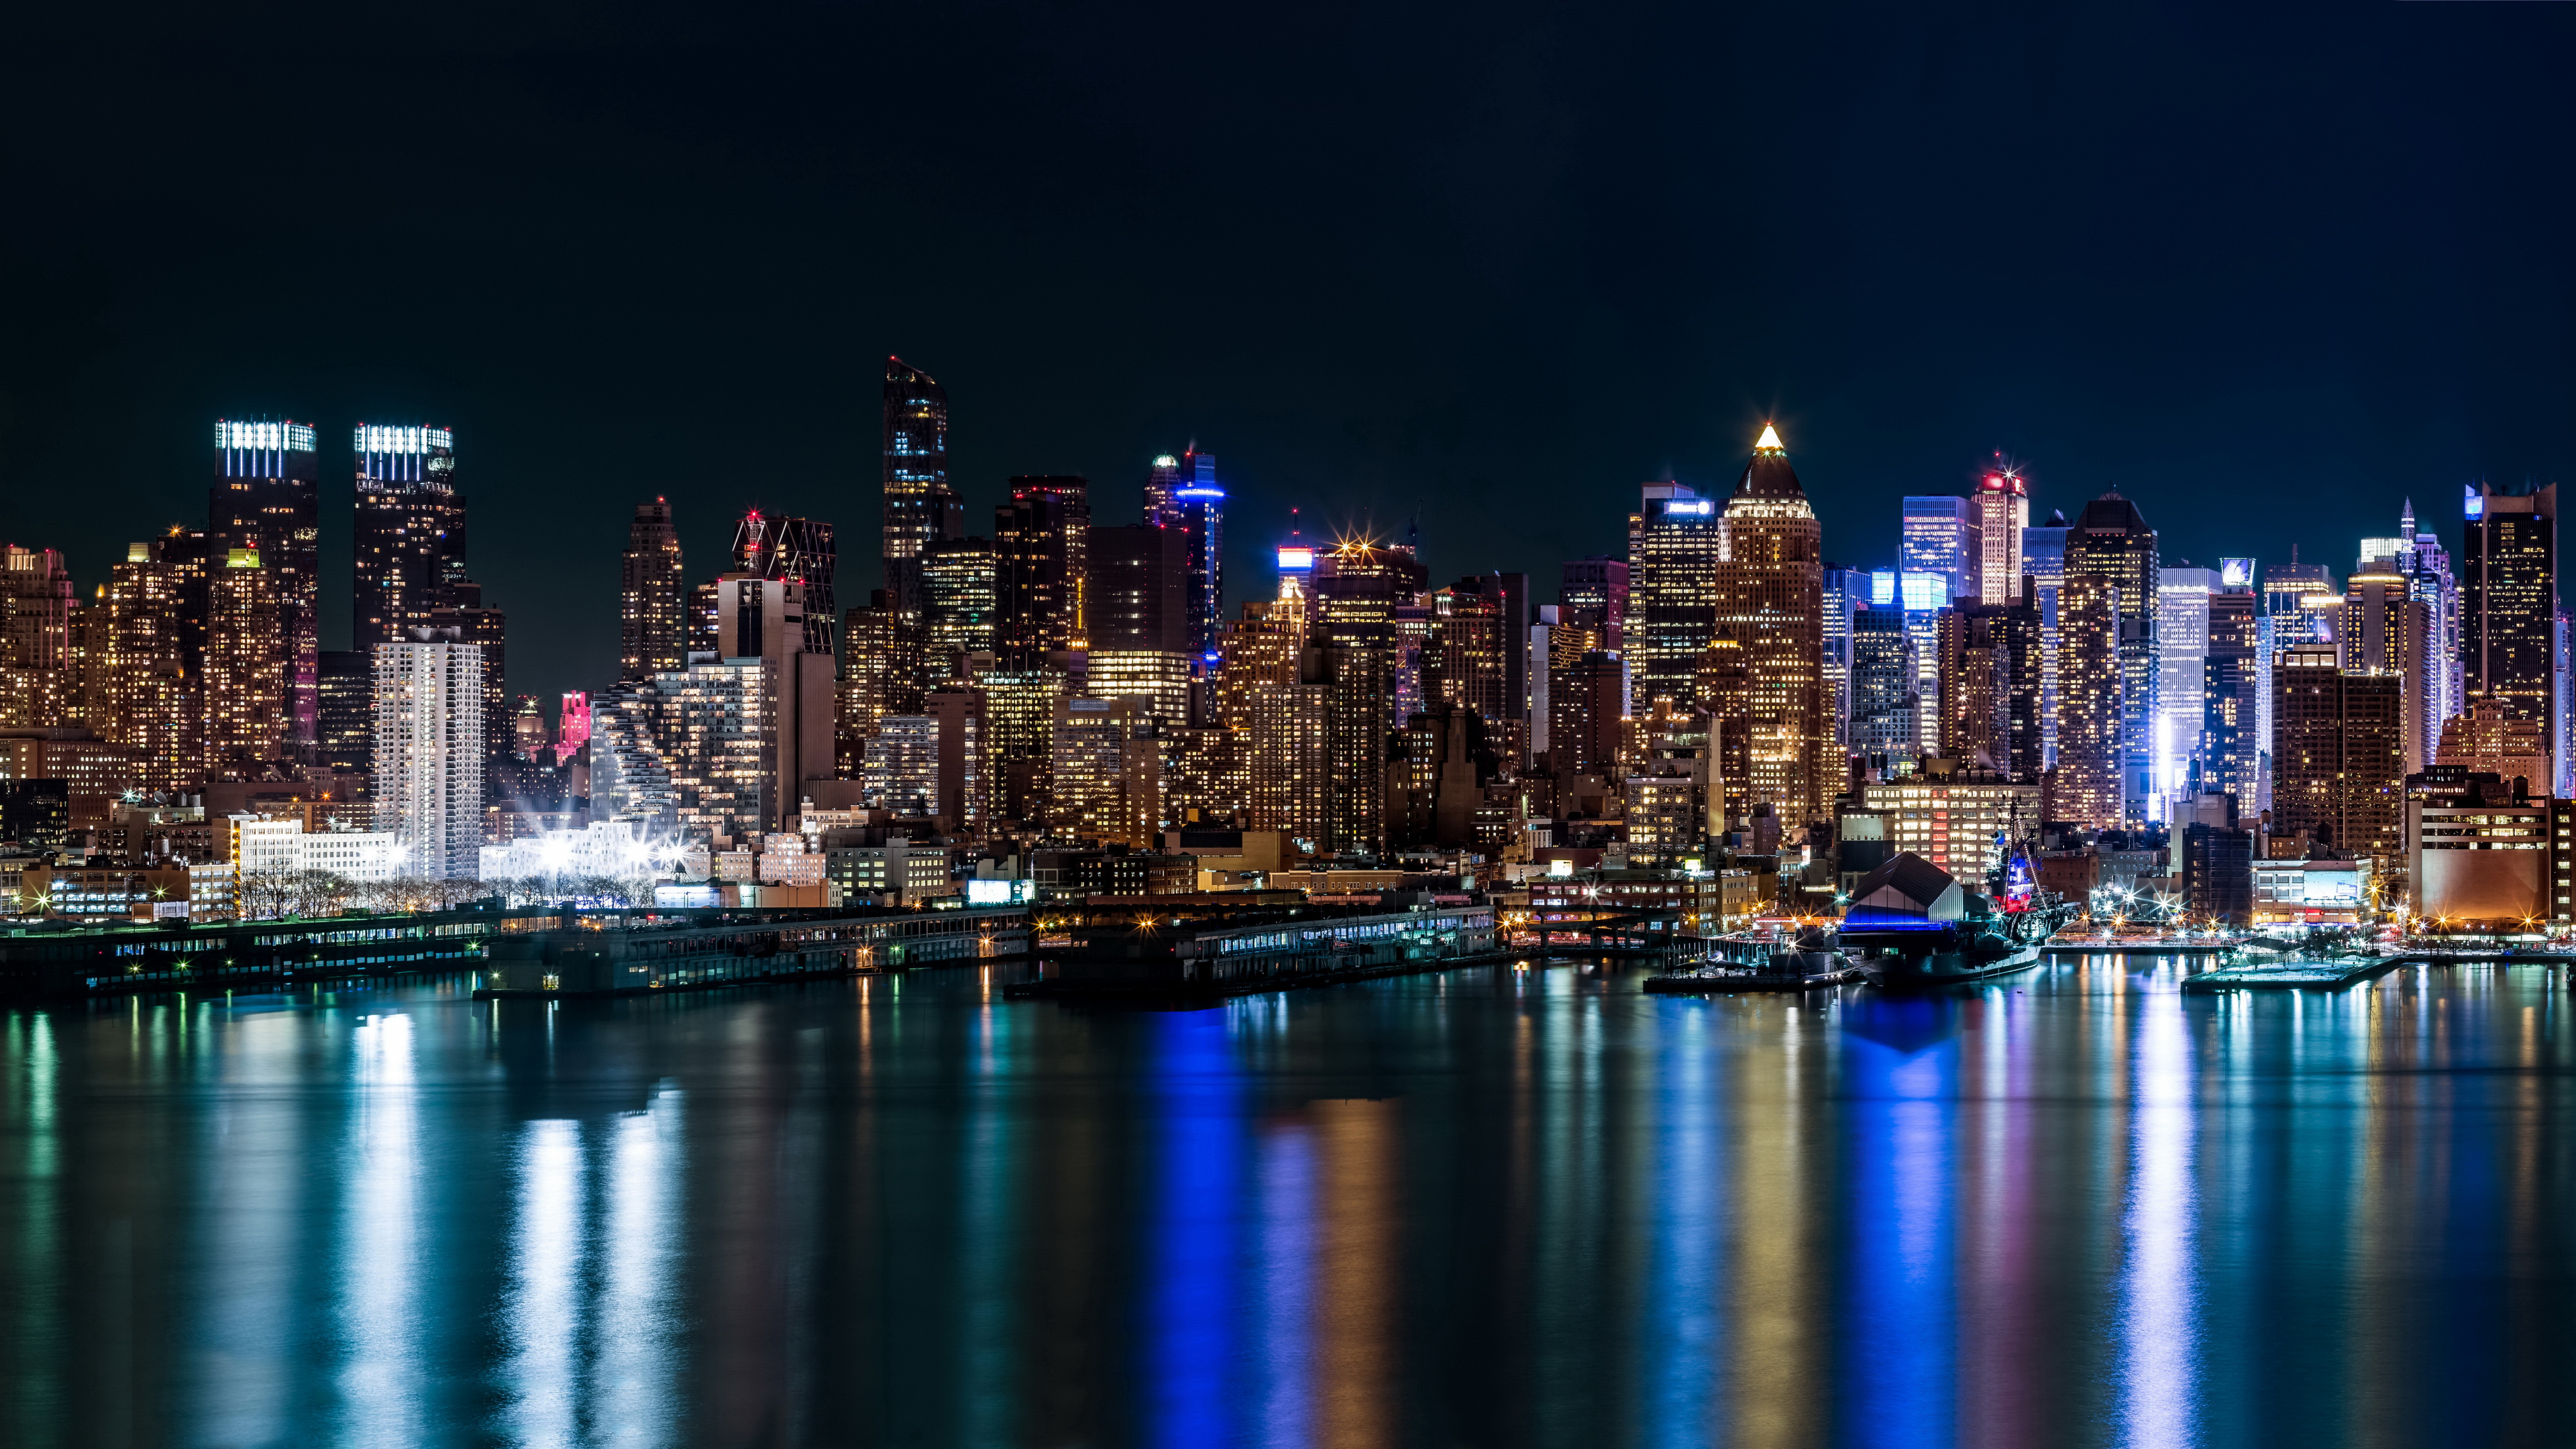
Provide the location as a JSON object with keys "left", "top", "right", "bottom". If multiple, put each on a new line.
{"left": 213, "top": 419, "right": 321, "bottom": 746}
{"left": 1087, "top": 523, "right": 1193, "bottom": 724}
{"left": 352, "top": 424, "right": 464, "bottom": 655}
{"left": 1146, "top": 447, "right": 1228, "bottom": 663}
{"left": 2157, "top": 564, "right": 2218, "bottom": 810}
{"left": 2199, "top": 586, "right": 2260, "bottom": 811}
{"left": 1559, "top": 557, "right": 1629, "bottom": 651}
{"left": 2341, "top": 555, "right": 2432, "bottom": 775}
{"left": 621, "top": 498, "right": 686, "bottom": 680}
{"left": 374, "top": 629, "right": 486, "bottom": 879}
{"left": 1309, "top": 541, "right": 1427, "bottom": 855}
{"left": 1848, "top": 606, "right": 1917, "bottom": 773}
{"left": 1629, "top": 482, "right": 1722, "bottom": 708}
{"left": 713, "top": 573, "right": 837, "bottom": 835}
{"left": 2271, "top": 643, "right": 2404, "bottom": 863}
{"left": 316, "top": 650, "right": 375, "bottom": 781}
{"left": 0, "top": 544, "right": 76, "bottom": 731}
{"left": 1900, "top": 495, "right": 1970, "bottom": 601}
{"left": 2063, "top": 492, "right": 2159, "bottom": 822}
{"left": 204, "top": 547, "right": 286, "bottom": 781}
{"left": 2018, "top": 509, "right": 2071, "bottom": 766}
{"left": 922, "top": 537, "right": 1001, "bottom": 666}
{"left": 733, "top": 512, "right": 839, "bottom": 655}
{"left": 996, "top": 475, "right": 1090, "bottom": 667}
{"left": 99, "top": 539, "right": 193, "bottom": 791}
{"left": 2396, "top": 498, "right": 2465, "bottom": 765}
{"left": 1705, "top": 425, "right": 1826, "bottom": 828}
{"left": 1966, "top": 464, "right": 2031, "bottom": 606}
{"left": 2463, "top": 482, "right": 2557, "bottom": 774}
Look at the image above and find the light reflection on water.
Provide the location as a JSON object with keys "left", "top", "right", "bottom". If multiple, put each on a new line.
{"left": 0, "top": 957, "right": 2570, "bottom": 1446}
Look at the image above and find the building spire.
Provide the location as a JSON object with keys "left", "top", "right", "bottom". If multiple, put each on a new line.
{"left": 1755, "top": 423, "right": 1784, "bottom": 453}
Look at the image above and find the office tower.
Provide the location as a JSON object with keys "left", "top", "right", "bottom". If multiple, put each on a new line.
{"left": 995, "top": 476, "right": 1090, "bottom": 667}
{"left": 1308, "top": 542, "right": 1427, "bottom": 855}
{"left": 1087, "top": 524, "right": 1193, "bottom": 723}
{"left": 1628, "top": 482, "right": 1722, "bottom": 708}
{"left": 2055, "top": 568, "right": 2124, "bottom": 828}
{"left": 556, "top": 691, "right": 592, "bottom": 767}
{"left": 1217, "top": 600, "right": 1304, "bottom": 733}
{"left": 2019, "top": 509, "right": 2071, "bottom": 765}
{"left": 425, "top": 594, "right": 508, "bottom": 767}
{"left": 1051, "top": 695, "right": 1160, "bottom": 847}
{"left": 203, "top": 547, "right": 286, "bottom": 780}
{"left": 714, "top": 574, "right": 837, "bottom": 834}
{"left": 1146, "top": 447, "right": 1228, "bottom": 661}
{"left": 512, "top": 697, "right": 549, "bottom": 761}
{"left": 0, "top": 545, "right": 75, "bottom": 731}
{"left": 921, "top": 537, "right": 1000, "bottom": 667}
{"left": 1895, "top": 570, "right": 1950, "bottom": 753}
{"left": 2341, "top": 556, "right": 2433, "bottom": 775}
{"left": 1819, "top": 566, "right": 1865, "bottom": 759}
{"left": 2396, "top": 499, "right": 2465, "bottom": 752}
{"left": 214, "top": 420, "right": 321, "bottom": 745}
{"left": 861, "top": 714, "right": 939, "bottom": 816}
{"left": 97, "top": 539, "right": 193, "bottom": 792}
{"left": 1560, "top": 556, "right": 1629, "bottom": 650}
{"left": 2271, "top": 643, "right": 2404, "bottom": 862}
{"left": 373, "top": 630, "right": 486, "bottom": 879}
{"left": 1527, "top": 605, "right": 1554, "bottom": 758}
{"left": 1275, "top": 524, "right": 1317, "bottom": 609}
{"left": 1424, "top": 576, "right": 1518, "bottom": 760}
{"left": 352, "top": 424, "right": 464, "bottom": 658}
{"left": 2157, "top": 564, "right": 2218, "bottom": 808}
{"left": 2436, "top": 702, "right": 2550, "bottom": 792}
{"left": 1494, "top": 572, "right": 1533, "bottom": 763}
{"left": 925, "top": 683, "right": 989, "bottom": 831}
{"left": 1848, "top": 606, "right": 1918, "bottom": 771}
{"left": 1548, "top": 649, "right": 1628, "bottom": 777}
{"left": 1900, "top": 495, "right": 1970, "bottom": 600}
{"left": 733, "top": 512, "right": 839, "bottom": 655}
{"left": 882, "top": 358, "right": 960, "bottom": 675}
{"left": 2463, "top": 482, "right": 2558, "bottom": 777}
{"left": 315, "top": 651, "right": 375, "bottom": 780}
{"left": 2199, "top": 587, "right": 2259, "bottom": 810}
{"left": 1705, "top": 425, "right": 1826, "bottom": 826}
{"left": 2063, "top": 492, "right": 2159, "bottom": 821}
{"left": 837, "top": 592, "right": 902, "bottom": 772}
{"left": 621, "top": 498, "right": 687, "bottom": 680}
{"left": 1937, "top": 598, "right": 2043, "bottom": 779}
{"left": 658, "top": 659, "right": 774, "bottom": 845}
{"left": 979, "top": 661, "right": 1071, "bottom": 822}
{"left": 688, "top": 578, "right": 720, "bottom": 660}
{"left": 1966, "top": 464, "right": 2031, "bottom": 605}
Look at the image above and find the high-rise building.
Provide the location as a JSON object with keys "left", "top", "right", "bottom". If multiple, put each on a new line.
{"left": 2055, "top": 567, "right": 2125, "bottom": 828}
{"left": 214, "top": 420, "right": 321, "bottom": 745}
{"left": 1937, "top": 597, "right": 2043, "bottom": 780}
{"left": 861, "top": 714, "right": 938, "bottom": 816}
{"left": 2257, "top": 553, "right": 2337, "bottom": 786}
{"left": 1087, "top": 523, "right": 1192, "bottom": 725}
{"left": 425, "top": 594, "right": 508, "bottom": 767}
{"left": 374, "top": 629, "right": 486, "bottom": 879}
{"left": 204, "top": 547, "right": 286, "bottom": 781}
{"left": 657, "top": 659, "right": 773, "bottom": 845}
{"left": 316, "top": 650, "right": 375, "bottom": 781}
{"left": 836, "top": 592, "right": 900, "bottom": 773}
{"left": 98, "top": 539, "right": 193, "bottom": 791}
{"left": 1629, "top": 482, "right": 1723, "bottom": 710}
{"left": 2396, "top": 498, "right": 2465, "bottom": 762}
{"left": 1900, "top": 495, "right": 1970, "bottom": 601}
{"left": 1819, "top": 566, "right": 1865, "bottom": 761}
{"left": 733, "top": 512, "right": 839, "bottom": 655}
{"left": 922, "top": 537, "right": 1000, "bottom": 666}
{"left": 2157, "top": 564, "right": 2218, "bottom": 809}
{"left": 2063, "top": 492, "right": 2159, "bottom": 822}
{"left": 713, "top": 573, "right": 837, "bottom": 835}
{"left": 996, "top": 476, "right": 1090, "bottom": 667}
{"left": 351, "top": 425, "right": 464, "bottom": 658}
{"left": 0, "top": 545, "right": 77, "bottom": 733}
{"left": 1560, "top": 557, "right": 1629, "bottom": 651}
{"left": 882, "top": 358, "right": 960, "bottom": 677}
{"left": 1051, "top": 695, "right": 1160, "bottom": 848}
{"left": 2198, "top": 587, "right": 2260, "bottom": 812}
{"left": 621, "top": 498, "right": 686, "bottom": 680}
{"left": 1146, "top": 448, "right": 1228, "bottom": 662}
{"left": 2018, "top": 509, "right": 2071, "bottom": 766}
{"left": 1424, "top": 576, "right": 1517, "bottom": 761}
{"left": 1308, "top": 542, "right": 1427, "bottom": 856}
{"left": 2463, "top": 482, "right": 2558, "bottom": 782}
{"left": 1848, "top": 606, "right": 1918, "bottom": 773}
{"left": 2341, "top": 556, "right": 2432, "bottom": 775}
{"left": 1966, "top": 464, "right": 2031, "bottom": 606}
{"left": 2270, "top": 643, "right": 2404, "bottom": 863}
{"left": 1704, "top": 425, "right": 1826, "bottom": 828}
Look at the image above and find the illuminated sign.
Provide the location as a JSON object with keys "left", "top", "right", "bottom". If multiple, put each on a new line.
{"left": 2465, "top": 484, "right": 2483, "bottom": 520}
{"left": 965, "top": 878, "right": 1034, "bottom": 906}
{"left": 1277, "top": 547, "right": 1315, "bottom": 571}
{"left": 1665, "top": 499, "right": 1715, "bottom": 516}
{"left": 1175, "top": 487, "right": 1226, "bottom": 500}
{"left": 215, "top": 421, "right": 315, "bottom": 452}
{"left": 2218, "top": 557, "right": 2254, "bottom": 588}
{"left": 1547, "top": 859, "right": 1573, "bottom": 877}
{"left": 354, "top": 425, "right": 454, "bottom": 455}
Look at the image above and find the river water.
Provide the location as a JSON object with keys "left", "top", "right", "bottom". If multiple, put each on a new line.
{"left": 0, "top": 955, "right": 2568, "bottom": 1448}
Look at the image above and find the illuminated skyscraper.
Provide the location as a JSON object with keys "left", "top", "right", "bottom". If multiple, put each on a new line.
{"left": 996, "top": 475, "right": 1089, "bottom": 667}
{"left": 2158, "top": 564, "right": 2218, "bottom": 809}
{"left": 1146, "top": 447, "right": 1228, "bottom": 661}
{"left": 1629, "top": 482, "right": 1722, "bottom": 708}
{"left": 621, "top": 498, "right": 686, "bottom": 680}
{"left": 1705, "top": 425, "right": 1826, "bottom": 827}
{"left": 1424, "top": 576, "right": 1515, "bottom": 760}
{"left": 922, "top": 537, "right": 1000, "bottom": 666}
{"left": 2199, "top": 586, "right": 2260, "bottom": 811}
{"left": 2341, "top": 555, "right": 2432, "bottom": 775}
{"left": 713, "top": 573, "right": 837, "bottom": 835}
{"left": 2018, "top": 509, "right": 2071, "bottom": 765}
{"left": 214, "top": 420, "right": 320, "bottom": 745}
{"left": 2271, "top": 643, "right": 2404, "bottom": 862}
{"left": 1559, "top": 556, "right": 1628, "bottom": 651}
{"left": 0, "top": 544, "right": 76, "bottom": 730}
{"left": 1050, "top": 695, "right": 1160, "bottom": 847}
{"left": 2063, "top": 492, "right": 2159, "bottom": 822}
{"left": 1309, "top": 541, "right": 1427, "bottom": 855}
{"left": 837, "top": 592, "right": 901, "bottom": 771}
{"left": 316, "top": 650, "right": 374, "bottom": 780}
{"left": 373, "top": 629, "right": 486, "bottom": 879}
{"left": 352, "top": 424, "right": 464, "bottom": 657}
{"left": 99, "top": 539, "right": 193, "bottom": 791}
{"left": 733, "top": 512, "right": 839, "bottom": 655}
{"left": 1849, "top": 606, "right": 1917, "bottom": 773}
{"left": 2394, "top": 498, "right": 2464, "bottom": 761}
{"left": 1900, "top": 495, "right": 1970, "bottom": 601}
{"left": 883, "top": 358, "right": 961, "bottom": 678}
{"left": 1966, "top": 464, "right": 2031, "bottom": 606}
{"left": 204, "top": 547, "right": 286, "bottom": 781}
{"left": 2463, "top": 482, "right": 2557, "bottom": 768}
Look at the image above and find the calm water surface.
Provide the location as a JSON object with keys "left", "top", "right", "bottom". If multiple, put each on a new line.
{"left": 1, "top": 956, "right": 2569, "bottom": 1448}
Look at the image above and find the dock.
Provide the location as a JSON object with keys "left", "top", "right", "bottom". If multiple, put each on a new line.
{"left": 1643, "top": 964, "right": 1866, "bottom": 994}
{"left": 2180, "top": 958, "right": 2402, "bottom": 993}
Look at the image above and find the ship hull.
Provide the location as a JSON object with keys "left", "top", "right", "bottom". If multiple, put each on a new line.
{"left": 1867, "top": 941, "right": 2043, "bottom": 991}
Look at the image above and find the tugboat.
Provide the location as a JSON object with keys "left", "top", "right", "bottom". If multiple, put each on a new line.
{"left": 1837, "top": 851, "right": 2074, "bottom": 991}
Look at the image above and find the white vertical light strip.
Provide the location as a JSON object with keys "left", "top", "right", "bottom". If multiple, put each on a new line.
{"left": 499, "top": 1119, "right": 586, "bottom": 1447}
{"left": 335, "top": 1013, "right": 423, "bottom": 1446}
{"left": 2120, "top": 990, "right": 2199, "bottom": 1448}
{"left": 588, "top": 1091, "right": 682, "bottom": 1447}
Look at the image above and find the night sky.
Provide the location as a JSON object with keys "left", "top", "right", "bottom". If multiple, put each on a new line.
{"left": 7, "top": 1, "right": 2576, "bottom": 706}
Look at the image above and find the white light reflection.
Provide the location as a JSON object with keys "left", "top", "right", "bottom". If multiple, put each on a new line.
{"left": 2120, "top": 990, "right": 2199, "bottom": 1448}
{"left": 590, "top": 1091, "right": 683, "bottom": 1446}
{"left": 337, "top": 1012, "right": 421, "bottom": 1447}
{"left": 500, "top": 1119, "right": 586, "bottom": 1447}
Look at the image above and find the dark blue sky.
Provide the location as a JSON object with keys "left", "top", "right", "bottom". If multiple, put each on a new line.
{"left": 5, "top": 1, "right": 2574, "bottom": 703}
